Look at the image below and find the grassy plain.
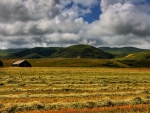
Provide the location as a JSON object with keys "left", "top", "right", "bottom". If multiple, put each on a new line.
{"left": 1, "top": 58, "right": 129, "bottom": 67}
{"left": 0, "top": 67, "right": 150, "bottom": 112}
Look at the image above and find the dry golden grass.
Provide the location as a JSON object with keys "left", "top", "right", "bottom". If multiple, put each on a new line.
{"left": 16, "top": 104, "right": 150, "bottom": 113}
{"left": 0, "top": 67, "right": 150, "bottom": 112}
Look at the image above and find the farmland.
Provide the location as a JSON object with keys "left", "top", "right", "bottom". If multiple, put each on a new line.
{"left": 0, "top": 67, "right": 150, "bottom": 112}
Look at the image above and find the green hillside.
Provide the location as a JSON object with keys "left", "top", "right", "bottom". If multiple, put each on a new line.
{"left": 51, "top": 44, "right": 114, "bottom": 59}
{"left": 124, "top": 51, "right": 150, "bottom": 60}
{"left": 99, "top": 47, "right": 148, "bottom": 58}
{"left": 116, "top": 51, "right": 150, "bottom": 67}
{"left": 6, "top": 47, "right": 62, "bottom": 59}
{"left": 2, "top": 45, "right": 150, "bottom": 68}
{"left": 0, "top": 51, "right": 8, "bottom": 57}
{"left": 23, "top": 53, "right": 44, "bottom": 59}
{"left": 2, "top": 48, "right": 27, "bottom": 54}
{"left": 0, "top": 48, "right": 27, "bottom": 58}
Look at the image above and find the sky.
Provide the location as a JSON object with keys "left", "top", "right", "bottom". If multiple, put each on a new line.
{"left": 0, "top": 0, "right": 150, "bottom": 49}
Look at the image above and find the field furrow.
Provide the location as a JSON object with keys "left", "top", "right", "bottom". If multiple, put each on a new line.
{"left": 0, "top": 67, "right": 150, "bottom": 112}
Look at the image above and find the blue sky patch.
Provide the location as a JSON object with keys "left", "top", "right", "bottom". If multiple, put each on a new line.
{"left": 82, "top": 4, "right": 101, "bottom": 23}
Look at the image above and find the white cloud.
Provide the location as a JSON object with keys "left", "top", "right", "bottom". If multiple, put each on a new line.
{"left": 0, "top": 0, "right": 150, "bottom": 49}
{"left": 84, "top": 0, "right": 150, "bottom": 48}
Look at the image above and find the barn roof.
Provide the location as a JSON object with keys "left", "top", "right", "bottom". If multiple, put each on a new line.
{"left": 12, "top": 60, "right": 26, "bottom": 65}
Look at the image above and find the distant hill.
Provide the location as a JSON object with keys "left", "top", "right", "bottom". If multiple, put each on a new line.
{"left": 124, "top": 51, "right": 150, "bottom": 60}
{"left": 2, "top": 48, "right": 27, "bottom": 54}
{"left": 0, "top": 48, "right": 27, "bottom": 58}
{"left": 0, "top": 51, "right": 8, "bottom": 58}
{"left": 2, "top": 44, "right": 150, "bottom": 67}
{"left": 23, "top": 53, "right": 44, "bottom": 59}
{"left": 99, "top": 47, "right": 148, "bottom": 57}
{"left": 6, "top": 47, "right": 62, "bottom": 59}
{"left": 51, "top": 44, "right": 114, "bottom": 59}
{"left": 2, "top": 45, "right": 150, "bottom": 60}
{"left": 115, "top": 51, "right": 150, "bottom": 67}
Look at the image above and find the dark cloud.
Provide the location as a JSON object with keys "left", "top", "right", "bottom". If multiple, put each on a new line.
{"left": 9, "top": 38, "right": 28, "bottom": 46}
{"left": 0, "top": 0, "right": 60, "bottom": 23}
{"left": 0, "top": 1, "right": 29, "bottom": 22}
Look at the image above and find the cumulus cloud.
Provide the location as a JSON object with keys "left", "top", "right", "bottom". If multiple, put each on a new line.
{"left": 100, "top": 2, "right": 150, "bottom": 37}
{"left": 84, "top": 0, "right": 150, "bottom": 48}
{"left": 0, "top": 0, "right": 150, "bottom": 49}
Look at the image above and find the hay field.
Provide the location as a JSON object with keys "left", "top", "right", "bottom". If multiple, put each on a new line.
{"left": 0, "top": 67, "right": 150, "bottom": 112}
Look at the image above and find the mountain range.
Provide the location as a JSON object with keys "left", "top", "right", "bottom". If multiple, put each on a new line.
{"left": 0, "top": 44, "right": 149, "bottom": 60}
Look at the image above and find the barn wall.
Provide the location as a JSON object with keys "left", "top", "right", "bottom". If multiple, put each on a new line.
{"left": 19, "top": 61, "right": 31, "bottom": 67}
